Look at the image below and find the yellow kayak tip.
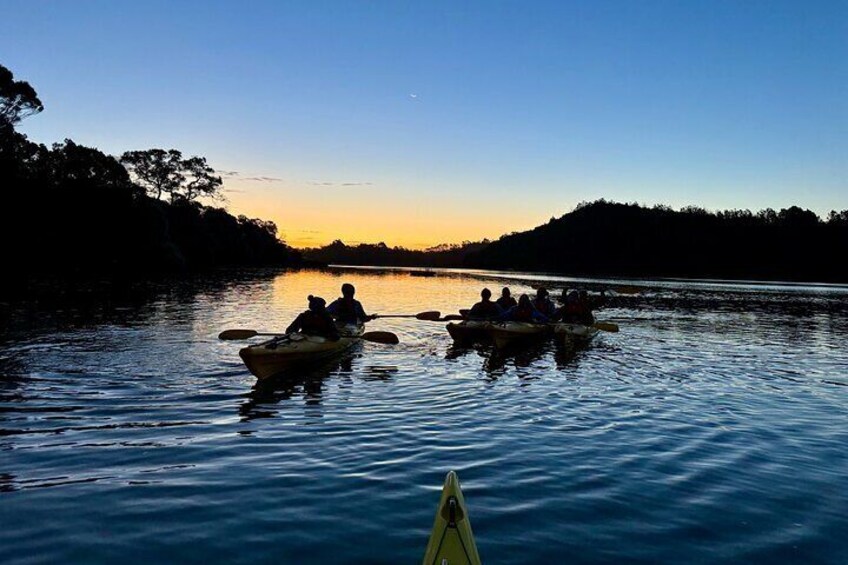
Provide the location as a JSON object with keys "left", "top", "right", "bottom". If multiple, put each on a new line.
{"left": 423, "top": 471, "right": 482, "bottom": 565}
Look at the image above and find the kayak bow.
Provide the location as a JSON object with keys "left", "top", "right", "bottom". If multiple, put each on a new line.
{"left": 423, "top": 471, "right": 481, "bottom": 565}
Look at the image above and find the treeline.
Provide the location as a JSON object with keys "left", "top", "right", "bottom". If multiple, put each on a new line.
{"left": 304, "top": 240, "right": 489, "bottom": 268}
{"left": 466, "top": 200, "right": 848, "bottom": 282}
{"left": 1, "top": 63, "right": 300, "bottom": 286}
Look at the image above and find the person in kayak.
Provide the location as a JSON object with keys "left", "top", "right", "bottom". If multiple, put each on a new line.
{"left": 500, "top": 294, "right": 549, "bottom": 323}
{"left": 532, "top": 287, "right": 557, "bottom": 318}
{"left": 327, "top": 283, "right": 374, "bottom": 325}
{"left": 285, "top": 295, "right": 341, "bottom": 340}
{"left": 496, "top": 287, "right": 517, "bottom": 310}
{"left": 466, "top": 288, "right": 504, "bottom": 320}
{"left": 553, "top": 290, "right": 595, "bottom": 325}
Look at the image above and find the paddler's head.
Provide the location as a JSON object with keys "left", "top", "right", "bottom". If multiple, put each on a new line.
{"left": 308, "top": 295, "right": 327, "bottom": 312}
{"left": 502, "top": 287, "right": 511, "bottom": 298}
{"left": 480, "top": 288, "right": 492, "bottom": 301}
{"left": 341, "top": 283, "right": 355, "bottom": 299}
{"left": 536, "top": 287, "right": 549, "bottom": 300}
{"left": 518, "top": 294, "right": 531, "bottom": 308}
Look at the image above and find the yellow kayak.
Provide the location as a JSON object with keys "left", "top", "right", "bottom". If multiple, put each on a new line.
{"left": 238, "top": 323, "right": 363, "bottom": 380}
{"left": 485, "top": 321, "right": 550, "bottom": 349}
{"left": 423, "top": 471, "right": 482, "bottom": 565}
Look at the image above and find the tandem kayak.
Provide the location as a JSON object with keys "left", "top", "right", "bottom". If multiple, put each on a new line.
{"left": 239, "top": 323, "right": 364, "bottom": 380}
{"left": 554, "top": 323, "right": 599, "bottom": 346}
{"left": 423, "top": 471, "right": 482, "bottom": 565}
{"left": 485, "top": 321, "right": 550, "bottom": 349}
{"left": 446, "top": 320, "right": 491, "bottom": 345}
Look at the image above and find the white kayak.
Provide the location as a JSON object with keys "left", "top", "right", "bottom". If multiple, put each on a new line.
{"left": 239, "top": 324, "right": 364, "bottom": 380}
{"left": 554, "top": 323, "right": 599, "bottom": 346}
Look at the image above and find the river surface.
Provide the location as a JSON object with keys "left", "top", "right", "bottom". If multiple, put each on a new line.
{"left": 2, "top": 267, "right": 847, "bottom": 564}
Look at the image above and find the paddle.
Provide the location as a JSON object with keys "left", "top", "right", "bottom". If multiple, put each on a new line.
{"left": 218, "top": 329, "right": 399, "bottom": 344}
{"left": 441, "top": 314, "right": 465, "bottom": 321}
{"left": 374, "top": 311, "right": 441, "bottom": 321}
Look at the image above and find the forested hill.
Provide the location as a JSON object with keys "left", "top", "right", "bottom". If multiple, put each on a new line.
{"left": 1, "top": 63, "right": 301, "bottom": 288}
{"left": 464, "top": 201, "right": 848, "bottom": 282}
{"left": 303, "top": 240, "right": 489, "bottom": 268}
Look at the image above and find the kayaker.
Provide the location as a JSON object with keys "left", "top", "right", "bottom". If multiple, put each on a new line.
{"left": 327, "top": 283, "right": 374, "bottom": 325}
{"left": 285, "top": 296, "right": 341, "bottom": 340}
{"left": 466, "top": 288, "right": 504, "bottom": 320}
{"left": 553, "top": 290, "right": 595, "bottom": 325}
{"left": 532, "top": 287, "right": 557, "bottom": 318}
{"left": 501, "top": 294, "right": 549, "bottom": 323}
{"left": 496, "top": 287, "right": 517, "bottom": 310}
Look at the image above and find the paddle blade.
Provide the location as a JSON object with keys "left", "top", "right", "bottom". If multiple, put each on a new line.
{"left": 218, "top": 329, "right": 259, "bottom": 340}
{"left": 593, "top": 321, "right": 619, "bottom": 333}
{"left": 415, "top": 311, "right": 441, "bottom": 321}
{"left": 360, "top": 331, "right": 400, "bottom": 345}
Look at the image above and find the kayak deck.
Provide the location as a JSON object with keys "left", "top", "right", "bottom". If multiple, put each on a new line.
{"left": 239, "top": 324, "right": 363, "bottom": 380}
{"left": 485, "top": 321, "right": 551, "bottom": 349}
{"left": 423, "top": 471, "right": 481, "bottom": 565}
{"left": 446, "top": 320, "right": 492, "bottom": 345}
{"left": 554, "top": 322, "right": 599, "bottom": 345}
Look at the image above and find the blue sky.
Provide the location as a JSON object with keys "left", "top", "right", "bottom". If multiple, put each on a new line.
{"left": 3, "top": 1, "right": 846, "bottom": 247}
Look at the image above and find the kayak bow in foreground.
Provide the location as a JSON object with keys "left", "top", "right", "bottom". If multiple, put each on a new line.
{"left": 423, "top": 471, "right": 482, "bottom": 565}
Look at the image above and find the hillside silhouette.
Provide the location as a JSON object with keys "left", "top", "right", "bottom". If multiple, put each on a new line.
{"left": 306, "top": 201, "right": 848, "bottom": 283}
{"left": 466, "top": 201, "right": 848, "bottom": 282}
{"left": 1, "top": 63, "right": 300, "bottom": 290}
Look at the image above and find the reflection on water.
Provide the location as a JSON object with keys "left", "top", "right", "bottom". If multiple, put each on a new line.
{"left": 1, "top": 267, "right": 848, "bottom": 564}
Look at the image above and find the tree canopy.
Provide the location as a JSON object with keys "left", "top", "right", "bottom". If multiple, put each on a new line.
{"left": 0, "top": 63, "right": 44, "bottom": 129}
{"left": 120, "top": 149, "right": 223, "bottom": 203}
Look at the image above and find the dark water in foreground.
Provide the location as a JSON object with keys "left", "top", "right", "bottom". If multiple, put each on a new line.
{"left": 2, "top": 267, "right": 847, "bottom": 564}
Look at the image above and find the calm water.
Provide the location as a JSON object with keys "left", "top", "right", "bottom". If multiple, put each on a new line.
{"left": 2, "top": 267, "right": 847, "bottom": 564}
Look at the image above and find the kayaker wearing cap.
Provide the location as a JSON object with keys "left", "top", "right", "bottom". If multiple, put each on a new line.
{"left": 466, "top": 288, "right": 504, "bottom": 320}
{"left": 532, "top": 287, "right": 557, "bottom": 318}
{"left": 286, "top": 295, "right": 341, "bottom": 340}
{"left": 552, "top": 289, "right": 595, "bottom": 325}
{"left": 500, "top": 294, "right": 549, "bottom": 323}
{"left": 496, "top": 287, "right": 517, "bottom": 310}
{"left": 327, "top": 283, "right": 374, "bottom": 325}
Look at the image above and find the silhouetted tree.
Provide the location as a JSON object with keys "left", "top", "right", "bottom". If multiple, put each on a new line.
{"left": 1, "top": 61, "right": 300, "bottom": 290}
{"left": 120, "top": 149, "right": 186, "bottom": 201}
{"left": 0, "top": 63, "right": 43, "bottom": 130}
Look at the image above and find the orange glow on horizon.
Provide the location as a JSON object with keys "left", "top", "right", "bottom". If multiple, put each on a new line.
{"left": 224, "top": 182, "right": 550, "bottom": 250}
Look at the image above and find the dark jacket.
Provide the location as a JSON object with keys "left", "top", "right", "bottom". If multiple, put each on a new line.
{"left": 285, "top": 310, "right": 340, "bottom": 339}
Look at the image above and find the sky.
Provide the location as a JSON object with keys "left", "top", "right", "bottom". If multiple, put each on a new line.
{"left": 2, "top": 0, "right": 846, "bottom": 248}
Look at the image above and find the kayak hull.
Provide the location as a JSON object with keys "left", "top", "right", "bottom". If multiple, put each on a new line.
{"left": 423, "top": 471, "right": 481, "bottom": 565}
{"left": 446, "top": 321, "right": 491, "bottom": 345}
{"left": 485, "top": 321, "right": 550, "bottom": 349}
{"left": 554, "top": 323, "right": 599, "bottom": 346}
{"left": 239, "top": 324, "right": 363, "bottom": 380}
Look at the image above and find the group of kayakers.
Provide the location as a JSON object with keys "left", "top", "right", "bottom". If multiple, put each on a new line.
{"left": 286, "top": 283, "right": 601, "bottom": 340}
{"left": 466, "top": 286, "right": 599, "bottom": 325}
{"left": 285, "top": 283, "right": 373, "bottom": 340}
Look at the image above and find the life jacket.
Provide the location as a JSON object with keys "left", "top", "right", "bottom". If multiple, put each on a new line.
{"left": 510, "top": 305, "right": 536, "bottom": 322}
{"left": 469, "top": 300, "right": 501, "bottom": 319}
{"left": 496, "top": 296, "right": 517, "bottom": 309}
{"left": 533, "top": 298, "right": 556, "bottom": 317}
{"left": 298, "top": 311, "right": 338, "bottom": 337}
{"left": 559, "top": 302, "right": 593, "bottom": 325}
{"left": 332, "top": 298, "right": 361, "bottom": 323}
